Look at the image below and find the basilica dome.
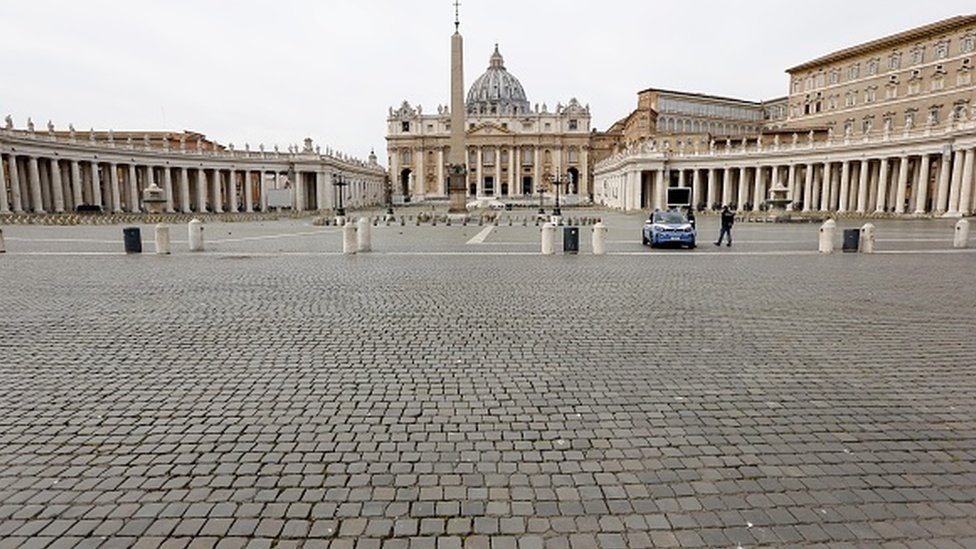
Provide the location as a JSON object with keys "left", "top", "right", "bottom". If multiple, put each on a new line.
{"left": 466, "top": 45, "right": 530, "bottom": 115}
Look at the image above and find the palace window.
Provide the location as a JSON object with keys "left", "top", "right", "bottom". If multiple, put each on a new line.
{"left": 569, "top": 119, "right": 578, "bottom": 130}
{"left": 848, "top": 63, "right": 860, "bottom": 80}
{"left": 402, "top": 150, "right": 411, "bottom": 164}
{"left": 521, "top": 148, "right": 533, "bottom": 165}
{"left": 935, "top": 40, "right": 949, "bottom": 59}
{"left": 963, "top": 34, "right": 975, "bottom": 53}
{"left": 805, "top": 76, "right": 813, "bottom": 91}
{"left": 426, "top": 124, "right": 433, "bottom": 132}
{"left": 815, "top": 73, "right": 825, "bottom": 88}
{"left": 905, "top": 110, "right": 917, "bottom": 128}
{"left": 484, "top": 150, "right": 495, "bottom": 165}
{"left": 885, "top": 82, "right": 898, "bottom": 100}
{"left": 843, "top": 119, "right": 854, "bottom": 135}
{"left": 568, "top": 149, "right": 579, "bottom": 162}
{"left": 882, "top": 114, "right": 894, "bottom": 132}
{"left": 959, "top": 66, "right": 973, "bottom": 86}
{"left": 468, "top": 149, "right": 477, "bottom": 164}
{"left": 829, "top": 69, "right": 840, "bottom": 84}
{"left": 867, "top": 58, "right": 879, "bottom": 75}
{"left": 828, "top": 94, "right": 838, "bottom": 110}
{"left": 927, "top": 106, "right": 940, "bottom": 126}
{"left": 845, "top": 90, "right": 856, "bottom": 107}
{"left": 522, "top": 122, "right": 533, "bottom": 130}
{"left": 792, "top": 80, "right": 801, "bottom": 94}
{"left": 544, "top": 123, "right": 551, "bottom": 132}
{"left": 952, "top": 102, "right": 968, "bottom": 122}
{"left": 931, "top": 75, "right": 945, "bottom": 91}
{"left": 862, "top": 117, "right": 874, "bottom": 134}
{"left": 865, "top": 87, "right": 877, "bottom": 103}
{"left": 888, "top": 51, "right": 901, "bottom": 70}
{"left": 401, "top": 121, "right": 410, "bottom": 132}
{"left": 910, "top": 46, "right": 924, "bottom": 65}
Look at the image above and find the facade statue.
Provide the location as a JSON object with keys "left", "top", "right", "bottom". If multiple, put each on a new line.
{"left": 4, "top": 115, "right": 12, "bottom": 130}
{"left": 107, "top": 129, "right": 114, "bottom": 143}
{"left": 69, "top": 124, "right": 76, "bottom": 139}
{"left": 27, "top": 117, "right": 35, "bottom": 132}
{"left": 47, "top": 120, "right": 55, "bottom": 133}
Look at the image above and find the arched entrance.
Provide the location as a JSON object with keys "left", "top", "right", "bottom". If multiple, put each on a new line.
{"left": 400, "top": 168, "right": 412, "bottom": 203}
{"left": 567, "top": 167, "right": 580, "bottom": 194}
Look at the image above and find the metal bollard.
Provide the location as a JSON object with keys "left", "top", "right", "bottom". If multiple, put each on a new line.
{"left": 0, "top": 228, "right": 5, "bottom": 253}
{"left": 122, "top": 227, "right": 142, "bottom": 254}
{"left": 154, "top": 224, "right": 171, "bottom": 255}
{"left": 818, "top": 219, "right": 836, "bottom": 254}
{"left": 859, "top": 223, "right": 876, "bottom": 254}
{"left": 592, "top": 221, "right": 607, "bottom": 255}
{"left": 357, "top": 217, "right": 371, "bottom": 252}
{"left": 541, "top": 222, "right": 555, "bottom": 255}
{"left": 342, "top": 220, "right": 357, "bottom": 254}
{"left": 954, "top": 219, "right": 970, "bottom": 249}
{"left": 188, "top": 218, "right": 205, "bottom": 252}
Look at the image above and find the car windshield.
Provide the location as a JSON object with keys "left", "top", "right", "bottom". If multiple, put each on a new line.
{"left": 653, "top": 211, "right": 687, "bottom": 225}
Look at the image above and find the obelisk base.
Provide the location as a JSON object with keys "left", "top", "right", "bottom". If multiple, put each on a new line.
{"left": 448, "top": 173, "right": 467, "bottom": 214}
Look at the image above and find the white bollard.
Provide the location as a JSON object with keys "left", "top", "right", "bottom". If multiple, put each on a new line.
{"left": 335, "top": 215, "right": 347, "bottom": 227}
{"left": 550, "top": 215, "right": 563, "bottom": 227}
{"left": 541, "top": 222, "right": 555, "bottom": 255}
{"left": 818, "top": 219, "right": 836, "bottom": 254}
{"left": 356, "top": 217, "right": 371, "bottom": 252}
{"left": 342, "top": 220, "right": 357, "bottom": 254}
{"left": 592, "top": 222, "right": 607, "bottom": 255}
{"left": 154, "top": 224, "right": 171, "bottom": 255}
{"left": 954, "top": 219, "right": 970, "bottom": 249}
{"left": 188, "top": 218, "right": 204, "bottom": 252}
{"left": 0, "top": 228, "right": 5, "bottom": 254}
{"left": 859, "top": 223, "right": 876, "bottom": 254}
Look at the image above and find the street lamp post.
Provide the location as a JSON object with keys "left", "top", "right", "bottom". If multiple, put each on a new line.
{"left": 333, "top": 173, "right": 348, "bottom": 221}
{"left": 550, "top": 172, "right": 568, "bottom": 218}
{"left": 537, "top": 183, "right": 545, "bottom": 215}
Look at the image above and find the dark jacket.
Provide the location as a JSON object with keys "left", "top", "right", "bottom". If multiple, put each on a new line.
{"left": 720, "top": 209, "right": 735, "bottom": 229}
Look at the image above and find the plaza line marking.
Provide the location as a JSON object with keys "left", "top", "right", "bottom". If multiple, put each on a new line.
{"left": 209, "top": 229, "right": 339, "bottom": 244}
{"left": 465, "top": 226, "right": 494, "bottom": 245}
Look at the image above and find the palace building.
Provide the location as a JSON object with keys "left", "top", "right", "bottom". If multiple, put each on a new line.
{"left": 594, "top": 14, "right": 976, "bottom": 217}
{"left": 387, "top": 45, "right": 593, "bottom": 202}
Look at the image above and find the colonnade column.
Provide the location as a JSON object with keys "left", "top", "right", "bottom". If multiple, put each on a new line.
{"left": 179, "top": 168, "right": 191, "bottom": 213}
{"left": 316, "top": 171, "right": 327, "bottom": 211}
{"left": 874, "top": 158, "right": 890, "bottom": 213}
{"left": 0, "top": 155, "right": 8, "bottom": 213}
{"left": 475, "top": 147, "right": 483, "bottom": 196}
{"left": 508, "top": 147, "right": 516, "bottom": 196}
{"left": 260, "top": 171, "right": 269, "bottom": 212}
{"left": 801, "top": 164, "right": 813, "bottom": 212}
{"left": 655, "top": 170, "right": 666, "bottom": 210}
{"left": 785, "top": 165, "right": 796, "bottom": 211}
{"left": 736, "top": 167, "right": 748, "bottom": 211}
{"left": 244, "top": 170, "right": 253, "bottom": 213}
{"left": 959, "top": 148, "right": 975, "bottom": 216}
{"left": 196, "top": 169, "right": 207, "bottom": 213}
{"left": 837, "top": 161, "right": 850, "bottom": 212}
{"left": 213, "top": 169, "right": 224, "bottom": 213}
{"left": 50, "top": 159, "right": 64, "bottom": 213}
{"left": 721, "top": 167, "right": 732, "bottom": 207}
{"left": 894, "top": 155, "right": 910, "bottom": 214}
{"left": 108, "top": 164, "right": 121, "bottom": 214}
{"left": 28, "top": 157, "right": 45, "bottom": 213}
{"left": 946, "top": 150, "right": 965, "bottom": 214}
{"left": 68, "top": 160, "right": 81, "bottom": 211}
{"left": 127, "top": 165, "right": 139, "bottom": 212}
{"left": 856, "top": 160, "right": 870, "bottom": 213}
{"left": 914, "top": 155, "right": 931, "bottom": 214}
{"left": 753, "top": 166, "right": 765, "bottom": 211}
{"left": 827, "top": 163, "right": 840, "bottom": 211}
{"left": 935, "top": 152, "right": 952, "bottom": 214}
{"left": 229, "top": 169, "right": 238, "bottom": 212}
{"left": 163, "top": 167, "right": 174, "bottom": 212}
{"left": 692, "top": 169, "right": 702, "bottom": 210}
{"left": 533, "top": 148, "right": 541, "bottom": 195}
{"left": 9, "top": 156, "right": 23, "bottom": 212}
{"left": 818, "top": 164, "right": 829, "bottom": 212}
{"left": 707, "top": 168, "right": 718, "bottom": 209}
{"left": 437, "top": 148, "right": 446, "bottom": 196}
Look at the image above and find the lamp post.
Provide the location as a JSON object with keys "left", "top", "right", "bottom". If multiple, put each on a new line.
{"left": 537, "top": 183, "right": 545, "bottom": 215}
{"left": 550, "top": 172, "right": 567, "bottom": 217}
{"left": 333, "top": 173, "right": 348, "bottom": 220}
{"left": 384, "top": 175, "right": 395, "bottom": 218}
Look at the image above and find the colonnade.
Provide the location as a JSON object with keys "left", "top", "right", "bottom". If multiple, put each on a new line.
{"left": 594, "top": 129, "right": 976, "bottom": 217}
{"left": 0, "top": 130, "right": 386, "bottom": 215}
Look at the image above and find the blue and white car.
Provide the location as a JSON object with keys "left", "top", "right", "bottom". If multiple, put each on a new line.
{"left": 642, "top": 210, "right": 696, "bottom": 248}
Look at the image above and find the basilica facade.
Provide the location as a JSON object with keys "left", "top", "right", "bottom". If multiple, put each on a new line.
{"left": 387, "top": 46, "right": 593, "bottom": 202}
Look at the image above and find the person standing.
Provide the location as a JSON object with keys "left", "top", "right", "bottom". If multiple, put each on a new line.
{"left": 686, "top": 207, "right": 696, "bottom": 230}
{"left": 715, "top": 205, "right": 734, "bottom": 246}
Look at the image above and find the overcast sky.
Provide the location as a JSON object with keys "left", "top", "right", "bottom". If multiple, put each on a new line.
{"left": 2, "top": 1, "right": 973, "bottom": 164}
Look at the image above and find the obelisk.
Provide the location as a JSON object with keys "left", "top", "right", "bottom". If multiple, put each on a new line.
{"left": 447, "top": 1, "right": 468, "bottom": 213}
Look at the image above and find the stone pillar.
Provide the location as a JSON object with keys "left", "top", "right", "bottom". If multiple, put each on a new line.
{"left": 127, "top": 164, "right": 139, "bottom": 212}
{"left": 180, "top": 168, "right": 191, "bottom": 213}
{"left": 707, "top": 168, "right": 718, "bottom": 209}
{"left": 494, "top": 145, "right": 501, "bottom": 196}
{"left": 786, "top": 164, "right": 796, "bottom": 211}
{"left": 935, "top": 152, "right": 952, "bottom": 214}
{"left": 828, "top": 163, "right": 840, "bottom": 211}
{"left": 260, "top": 171, "right": 269, "bottom": 212}
{"left": 802, "top": 164, "right": 813, "bottom": 212}
{"left": 107, "top": 164, "right": 121, "bottom": 214}
{"left": 874, "top": 158, "right": 890, "bottom": 213}
{"left": 856, "top": 160, "right": 870, "bottom": 214}
{"left": 0, "top": 154, "right": 8, "bottom": 213}
{"left": 914, "top": 155, "right": 931, "bottom": 214}
{"left": 28, "top": 156, "right": 45, "bottom": 213}
{"left": 737, "top": 167, "right": 748, "bottom": 211}
{"left": 163, "top": 167, "right": 174, "bottom": 212}
{"left": 817, "top": 164, "right": 828, "bottom": 212}
{"left": 228, "top": 169, "right": 238, "bottom": 213}
{"left": 534, "top": 147, "right": 541, "bottom": 195}
{"left": 213, "top": 169, "right": 224, "bottom": 213}
{"left": 753, "top": 166, "right": 765, "bottom": 211}
{"left": 894, "top": 155, "right": 910, "bottom": 214}
{"left": 475, "top": 147, "right": 483, "bottom": 196}
{"left": 960, "top": 148, "right": 975, "bottom": 216}
{"left": 508, "top": 146, "right": 516, "bottom": 196}
{"left": 437, "top": 148, "right": 446, "bottom": 196}
{"left": 692, "top": 169, "right": 702, "bottom": 209}
{"left": 243, "top": 170, "right": 253, "bottom": 212}
{"left": 947, "top": 150, "right": 965, "bottom": 215}
{"left": 655, "top": 170, "right": 666, "bottom": 210}
{"left": 581, "top": 147, "right": 590, "bottom": 198}
{"left": 146, "top": 164, "right": 155, "bottom": 194}
{"left": 50, "top": 159, "right": 64, "bottom": 213}
{"left": 678, "top": 169, "right": 686, "bottom": 188}
{"left": 316, "top": 171, "right": 327, "bottom": 211}
{"left": 39, "top": 160, "right": 52, "bottom": 212}
{"left": 196, "top": 169, "right": 207, "bottom": 212}
{"left": 838, "top": 161, "right": 850, "bottom": 212}
{"left": 721, "top": 167, "right": 732, "bottom": 206}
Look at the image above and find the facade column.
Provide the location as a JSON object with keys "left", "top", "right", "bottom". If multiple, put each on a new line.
{"left": 8, "top": 156, "right": 23, "bottom": 213}
{"left": 894, "top": 155, "right": 910, "bottom": 214}
{"left": 935, "top": 152, "right": 952, "bottom": 214}
{"left": 914, "top": 155, "right": 931, "bottom": 214}
{"left": 947, "top": 150, "right": 965, "bottom": 214}
{"left": 875, "top": 158, "right": 891, "bottom": 213}
{"left": 28, "top": 156, "right": 45, "bottom": 213}
{"left": 856, "top": 160, "right": 870, "bottom": 213}
{"left": 707, "top": 168, "right": 718, "bottom": 209}
{"left": 127, "top": 164, "right": 139, "bottom": 212}
{"left": 0, "top": 154, "right": 8, "bottom": 213}
{"left": 180, "top": 168, "right": 191, "bottom": 213}
{"left": 581, "top": 147, "right": 590, "bottom": 199}
{"left": 437, "top": 148, "right": 446, "bottom": 196}
{"left": 243, "top": 170, "right": 253, "bottom": 212}
{"left": 692, "top": 169, "right": 702, "bottom": 210}
{"left": 677, "top": 169, "right": 686, "bottom": 188}
{"left": 50, "top": 159, "right": 65, "bottom": 213}
{"left": 495, "top": 145, "right": 501, "bottom": 196}
{"left": 108, "top": 163, "right": 121, "bottom": 213}
{"left": 475, "top": 147, "right": 483, "bottom": 196}
{"left": 786, "top": 164, "right": 796, "bottom": 211}
{"left": 802, "top": 164, "right": 813, "bottom": 212}
{"left": 213, "top": 169, "right": 224, "bottom": 213}
{"left": 163, "top": 167, "right": 175, "bottom": 212}
{"left": 838, "top": 161, "right": 850, "bottom": 212}
{"left": 737, "top": 167, "right": 748, "bottom": 211}
{"left": 655, "top": 169, "right": 666, "bottom": 210}
{"left": 827, "top": 163, "right": 840, "bottom": 211}
{"left": 959, "top": 148, "right": 975, "bottom": 216}
{"left": 228, "top": 169, "right": 238, "bottom": 212}
{"left": 90, "top": 162, "right": 102, "bottom": 209}
{"left": 533, "top": 147, "right": 541, "bottom": 195}
{"left": 316, "top": 171, "right": 327, "bottom": 211}
{"left": 196, "top": 169, "right": 207, "bottom": 212}
{"left": 753, "top": 166, "right": 765, "bottom": 211}
{"left": 68, "top": 160, "right": 81, "bottom": 211}
{"left": 816, "top": 164, "right": 828, "bottom": 211}
{"left": 721, "top": 167, "right": 732, "bottom": 206}
{"left": 39, "top": 160, "right": 52, "bottom": 212}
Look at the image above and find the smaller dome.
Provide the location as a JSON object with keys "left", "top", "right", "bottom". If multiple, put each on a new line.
{"left": 466, "top": 45, "right": 531, "bottom": 116}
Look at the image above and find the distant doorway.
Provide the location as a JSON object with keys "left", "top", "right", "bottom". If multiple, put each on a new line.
{"left": 567, "top": 167, "right": 580, "bottom": 194}
{"left": 522, "top": 176, "right": 533, "bottom": 195}
{"left": 484, "top": 176, "right": 494, "bottom": 196}
{"left": 400, "top": 168, "right": 412, "bottom": 202}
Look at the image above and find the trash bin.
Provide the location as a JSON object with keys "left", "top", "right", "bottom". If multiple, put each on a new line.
{"left": 563, "top": 226, "right": 579, "bottom": 254}
{"left": 123, "top": 227, "right": 142, "bottom": 254}
{"left": 842, "top": 228, "right": 859, "bottom": 253}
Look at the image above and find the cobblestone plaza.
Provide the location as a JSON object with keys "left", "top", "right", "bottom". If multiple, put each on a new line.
{"left": 1, "top": 211, "right": 975, "bottom": 548}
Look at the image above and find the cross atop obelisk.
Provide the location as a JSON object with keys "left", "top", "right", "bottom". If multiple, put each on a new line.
{"left": 447, "top": 0, "right": 467, "bottom": 213}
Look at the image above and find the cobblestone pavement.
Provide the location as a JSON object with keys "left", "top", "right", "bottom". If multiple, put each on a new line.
{"left": 1, "top": 211, "right": 976, "bottom": 548}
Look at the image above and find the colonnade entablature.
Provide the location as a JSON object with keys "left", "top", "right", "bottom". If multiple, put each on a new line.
{"left": 0, "top": 122, "right": 386, "bottom": 215}
{"left": 594, "top": 121, "right": 976, "bottom": 217}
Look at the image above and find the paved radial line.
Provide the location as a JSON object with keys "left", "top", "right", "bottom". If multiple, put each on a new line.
{"left": 465, "top": 226, "right": 495, "bottom": 245}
